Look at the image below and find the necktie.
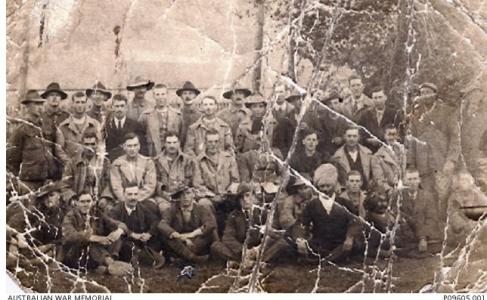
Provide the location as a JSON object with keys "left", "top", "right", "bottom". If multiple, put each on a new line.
{"left": 117, "top": 119, "right": 122, "bottom": 129}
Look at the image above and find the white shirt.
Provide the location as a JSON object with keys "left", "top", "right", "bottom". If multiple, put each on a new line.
{"left": 114, "top": 116, "right": 126, "bottom": 129}
{"left": 376, "top": 108, "right": 385, "bottom": 125}
{"left": 124, "top": 204, "right": 135, "bottom": 216}
{"left": 348, "top": 149, "right": 359, "bottom": 162}
{"left": 319, "top": 193, "right": 336, "bottom": 214}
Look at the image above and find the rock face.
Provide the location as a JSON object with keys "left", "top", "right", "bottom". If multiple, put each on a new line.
{"left": 5, "top": 0, "right": 487, "bottom": 293}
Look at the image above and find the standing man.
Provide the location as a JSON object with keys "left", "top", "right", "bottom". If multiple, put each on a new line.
{"left": 176, "top": 81, "right": 201, "bottom": 147}
{"left": 357, "top": 87, "right": 403, "bottom": 153}
{"left": 372, "top": 124, "right": 405, "bottom": 190}
{"left": 341, "top": 75, "right": 373, "bottom": 120}
{"left": 105, "top": 94, "right": 146, "bottom": 161}
{"left": 86, "top": 81, "right": 112, "bottom": 127}
{"left": 271, "top": 82, "right": 294, "bottom": 121}
{"left": 138, "top": 83, "right": 183, "bottom": 156}
{"left": 56, "top": 92, "right": 101, "bottom": 165}
{"left": 110, "top": 133, "right": 157, "bottom": 205}
{"left": 7, "top": 90, "right": 53, "bottom": 193}
{"left": 331, "top": 126, "right": 375, "bottom": 188}
{"left": 184, "top": 96, "right": 233, "bottom": 157}
{"left": 218, "top": 86, "right": 252, "bottom": 139}
{"left": 126, "top": 76, "right": 155, "bottom": 121}
{"left": 40, "top": 82, "right": 70, "bottom": 180}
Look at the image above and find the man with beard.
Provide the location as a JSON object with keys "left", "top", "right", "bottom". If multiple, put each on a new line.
{"left": 184, "top": 96, "right": 233, "bottom": 157}
{"left": 158, "top": 186, "right": 217, "bottom": 263}
{"left": 105, "top": 94, "right": 146, "bottom": 161}
{"left": 154, "top": 132, "right": 195, "bottom": 214}
{"left": 86, "top": 81, "right": 112, "bottom": 127}
{"left": 332, "top": 126, "right": 375, "bottom": 189}
{"left": 40, "top": 82, "right": 70, "bottom": 180}
{"left": 126, "top": 76, "right": 155, "bottom": 121}
{"left": 56, "top": 92, "right": 101, "bottom": 165}
{"left": 341, "top": 75, "right": 373, "bottom": 120}
{"left": 109, "top": 185, "right": 165, "bottom": 268}
{"left": 110, "top": 133, "right": 157, "bottom": 211}
{"left": 218, "top": 86, "right": 252, "bottom": 141}
{"left": 62, "top": 130, "right": 113, "bottom": 208}
{"left": 7, "top": 90, "right": 54, "bottom": 193}
{"left": 138, "top": 83, "right": 183, "bottom": 156}
{"left": 357, "top": 88, "right": 404, "bottom": 153}
{"left": 300, "top": 164, "right": 358, "bottom": 262}
{"left": 62, "top": 192, "right": 127, "bottom": 270}
{"left": 176, "top": 81, "right": 201, "bottom": 147}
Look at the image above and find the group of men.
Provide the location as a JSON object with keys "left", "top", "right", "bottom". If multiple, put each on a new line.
{"left": 6, "top": 74, "right": 475, "bottom": 275}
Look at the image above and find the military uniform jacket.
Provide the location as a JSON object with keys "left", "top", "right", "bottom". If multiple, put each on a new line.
{"left": 217, "top": 105, "right": 251, "bottom": 141}
{"left": 184, "top": 117, "right": 234, "bottom": 157}
{"left": 56, "top": 115, "right": 101, "bottom": 164}
{"left": 138, "top": 107, "right": 183, "bottom": 156}
{"left": 158, "top": 202, "right": 216, "bottom": 238}
{"left": 332, "top": 144, "right": 375, "bottom": 186}
{"left": 221, "top": 209, "right": 262, "bottom": 255}
{"left": 110, "top": 154, "right": 157, "bottom": 202}
{"left": 154, "top": 150, "right": 195, "bottom": 195}
{"left": 193, "top": 150, "right": 240, "bottom": 195}
{"left": 7, "top": 116, "right": 52, "bottom": 181}
{"left": 372, "top": 144, "right": 404, "bottom": 189}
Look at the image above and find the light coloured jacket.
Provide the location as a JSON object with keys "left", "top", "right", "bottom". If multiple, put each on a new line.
{"left": 184, "top": 117, "right": 233, "bottom": 157}
{"left": 331, "top": 144, "right": 375, "bottom": 185}
{"left": 193, "top": 150, "right": 240, "bottom": 196}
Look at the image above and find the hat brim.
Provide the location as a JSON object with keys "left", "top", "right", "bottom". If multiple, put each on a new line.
{"left": 40, "top": 89, "right": 68, "bottom": 100}
{"left": 285, "top": 95, "right": 303, "bottom": 103}
{"left": 176, "top": 88, "right": 201, "bottom": 97}
{"left": 223, "top": 88, "right": 252, "bottom": 99}
{"left": 21, "top": 98, "right": 46, "bottom": 104}
{"left": 244, "top": 101, "right": 267, "bottom": 108}
{"left": 86, "top": 89, "right": 112, "bottom": 100}
{"left": 127, "top": 81, "right": 155, "bottom": 91}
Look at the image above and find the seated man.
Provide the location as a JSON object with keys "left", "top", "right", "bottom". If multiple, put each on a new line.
{"left": 61, "top": 192, "right": 126, "bottom": 270}
{"left": 289, "top": 129, "right": 330, "bottom": 178}
{"left": 110, "top": 132, "right": 157, "bottom": 209}
{"left": 193, "top": 129, "right": 240, "bottom": 206}
{"left": 211, "top": 183, "right": 263, "bottom": 263}
{"left": 300, "top": 164, "right": 359, "bottom": 262}
{"left": 153, "top": 132, "right": 195, "bottom": 214}
{"left": 7, "top": 181, "right": 68, "bottom": 267}
{"left": 108, "top": 184, "right": 165, "bottom": 268}
{"left": 62, "top": 130, "right": 112, "bottom": 208}
{"left": 158, "top": 187, "right": 217, "bottom": 263}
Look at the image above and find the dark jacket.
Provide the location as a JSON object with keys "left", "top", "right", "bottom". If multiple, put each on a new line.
{"left": 105, "top": 116, "right": 146, "bottom": 161}
{"left": 108, "top": 202, "right": 159, "bottom": 236}
{"left": 357, "top": 106, "right": 404, "bottom": 152}
{"left": 7, "top": 116, "right": 53, "bottom": 181}
{"left": 289, "top": 150, "right": 330, "bottom": 178}
{"left": 220, "top": 209, "right": 262, "bottom": 256}
{"left": 303, "top": 196, "right": 354, "bottom": 249}
{"left": 158, "top": 202, "right": 216, "bottom": 238}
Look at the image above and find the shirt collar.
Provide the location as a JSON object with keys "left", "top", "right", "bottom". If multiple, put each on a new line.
{"left": 319, "top": 193, "right": 336, "bottom": 214}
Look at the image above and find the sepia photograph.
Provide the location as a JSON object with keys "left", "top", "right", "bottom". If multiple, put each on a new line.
{"left": 5, "top": 0, "right": 487, "bottom": 294}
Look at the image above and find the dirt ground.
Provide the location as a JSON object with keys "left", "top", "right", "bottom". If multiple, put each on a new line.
{"left": 9, "top": 254, "right": 441, "bottom": 293}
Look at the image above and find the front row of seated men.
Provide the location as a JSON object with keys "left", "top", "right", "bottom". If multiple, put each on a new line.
{"left": 7, "top": 157, "right": 432, "bottom": 273}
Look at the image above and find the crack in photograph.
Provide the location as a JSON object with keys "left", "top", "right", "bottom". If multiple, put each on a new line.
{"left": 5, "top": 0, "right": 487, "bottom": 294}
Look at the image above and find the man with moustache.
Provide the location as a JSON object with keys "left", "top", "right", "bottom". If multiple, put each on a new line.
{"left": 40, "top": 82, "right": 70, "bottom": 179}
{"left": 176, "top": 81, "right": 202, "bottom": 147}
{"left": 56, "top": 92, "right": 101, "bottom": 165}
{"left": 109, "top": 184, "right": 165, "bottom": 268}
{"left": 86, "top": 81, "right": 112, "bottom": 126}
{"left": 138, "top": 83, "right": 183, "bottom": 156}
{"left": 105, "top": 94, "right": 146, "bottom": 161}
{"left": 126, "top": 76, "right": 155, "bottom": 121}
{"left": 7, "top": 90, "right": 55, "bottom": 193}
{"left": 184, "top": 95, "right": 233, "bottom": 157}
{"left": 217, "top": 86, "right": 252, "bottom": 140}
